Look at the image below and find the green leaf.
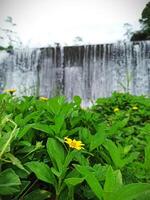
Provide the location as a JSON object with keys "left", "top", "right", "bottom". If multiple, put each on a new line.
{"left": 103, "top": 166, "right": 122, "bottom": 200}
{"left": 18, "top": 140, "right": 31, "bottom": 147}
{"left": 60, "top": 150, "right": 77, "bottom": 177}
{"left": 18, "top": 123, "right": 54, "bottom": 139}
{"left": 32, "top": 123, "right": 54, "bottom": 136}
{"left": 0, "top": 127, "right": 18, "bottom": 158}
{"left": 93, "top": 164, "right": 108, "bottom": 182}
{"left": 103, "top": 140, "right": 125, "bottom": 168}
{"left": 136, "top": 191, "right": 150, "bottom": 200}
{"left": 46, "top": 97, "right": 62, "bottom": 115}
{"left": 123, "top": 145, "right": 133, "bottom": 155}
{"left": 18, "top": 124, "right": 33, "bottom": 139}
{"left": 63, "top": 150, "right": 76, "bottom": 169}
{"left": 24, "top": 189, "right": 51, "bottom": 200}
{"left": 111, "top": 183, "right": 150, "bottom": 200}
{"left": 22, "top": 112, "right": 40, "bottom": 126}
{"left": 0, "top": 168, "right": 21, "bottom": 195}
{"left": 79, "top": 128, "right": 91, "bottom": 146}
{"left": 15, "top": 112, "right": 40, "bottom": 127}
{"left": 15, "top": 113, "right": 23, "bottom": 126}
{"left": 65, "top": 177, "right": 84, "bottom": 186}
{"left": 0, "top": 132, "right": 11, "bottom": 153}
{"left": 73, "top": 96, "right": 82, "bottom": 106}
{"left": 46, "top": 138, "right": 65, "bottom": 172}
{"left": 53, "top": 115, "right": 65, "bottom": 134}
{"left": 144, "top": 144, "right": 150, "bottom": 170}
{"left": 5, "top": 153, "right": 28, "bottom": 172}
{"left": 107, "top": 141, "right": 138, "bottom": 169}
{"left": 51, "top": 167, "right": 61, "bottom": 177}
{"left": 25, "top": 161, "right": 56, "bottom": 185}
{"left": 90, "top": 123, "right": 107, "bottom": 151}
{"left": 75, "top": 165, "right": 103, "bottom": 199}
{"left": 75, "top": 152, "right": 89, "bottom": 166}
{"left": 110, "top": 118, "right": 129, "bottom": 135}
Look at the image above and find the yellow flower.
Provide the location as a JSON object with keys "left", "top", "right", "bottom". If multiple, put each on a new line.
{"left": 4, "top": 89, "right": 16, "bottom": 94}
{"left": 40, "top": 96, "right": 48, "bottom": 101}
{"left": 132, "top": 106, "right": 138, "bottom": 110}
{"left": 64, "top": 137, "right": 85, "bottom": 150}
{"left": 114, "top": 108, "right": 119, "bottom": 112}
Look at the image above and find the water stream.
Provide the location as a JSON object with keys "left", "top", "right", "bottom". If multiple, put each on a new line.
{"left": 0, "top": 41, "right": 150, "bottom": 101}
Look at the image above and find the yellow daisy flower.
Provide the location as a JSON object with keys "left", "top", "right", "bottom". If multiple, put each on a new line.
{"left": 4, "top": 89, "right": 16, "bottom": 94}
{"left": 39, "top": 96, "right": 48, "bottom": 101}
{"left": 132, "top": 106, "right": 138, "bottom": 110}
{"left": 64, "top": 137, "right": 85, "bottom": 150}
{"left": 114, "top": 108, "right": 119, "bottom": 112}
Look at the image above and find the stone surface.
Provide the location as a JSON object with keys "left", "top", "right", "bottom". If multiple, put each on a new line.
{"left": 0, "top": 41, "right": 150, "bottom": 100}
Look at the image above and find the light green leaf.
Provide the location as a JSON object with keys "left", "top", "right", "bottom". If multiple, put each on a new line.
{"left": 18, "top": 124, "right": 33, "bottom": 139}
{"left": 75, "top": 165, "right": 103, "bottom": 199}
{"left": 0, "top": 127, "right": 18, "bottom": 158}
{"left": 32, "top": 123, "right": 54, "bottom": 136}
{"left": 123, "top": 145, "right": 133, "bottom": 155}
{"left": 22, "top": 112, "right": 40, "bottom": 126}
{"left": 53, "top": 115, "right": 65, "bottom": 134}
{"left": 90, "top": 123, "right": 107, "bottom": 151}
{"left": 65, "top": 177, "right": 84, "bottom": 186}
{"left": 0, "top": 132, "right": 11, "bottom": 153}
{"left": 144, "top": 144, "right": 150, "bottom": 170}
{"left": 0, "top": 168, "right": 21, "bottom": 195}
{"left": 51, "top": 167, "right": 61, "bottom": 177}
{"left": 103, "top": 166, "right": 122, "bottom": 200}
{"left": 73, "top": 96, "right": 82, "bottom": 106}
{"left": 5, "top": 153, "right": 28, "bottom": 172}
{"left": 103, "top": 140, "right": 124, "bottom": 168}
{"left": 46, "top": 138, "right": 65, "bottom": 172}
{"left": 25, "top": 161, "right": 56, "bottom": 186}
{"left": 24, "top": 189, "right": 51, "bottom": 200}
{"left": 112, "top": 183, "right": 150, "bottom": 200}
{"left": 79, "top": 128, "right": 91, "bottom": 146}
{"left": 63, "top": 150, "right": 76, "bottom": 170}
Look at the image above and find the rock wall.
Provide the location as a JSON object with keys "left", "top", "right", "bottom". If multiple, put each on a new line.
{"left": 0, "top": 41, "right": 150, "bottom": 101}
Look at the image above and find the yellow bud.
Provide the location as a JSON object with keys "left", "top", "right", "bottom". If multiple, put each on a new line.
{"left": 114, "top": 108, "right": 119, "bottom": 112}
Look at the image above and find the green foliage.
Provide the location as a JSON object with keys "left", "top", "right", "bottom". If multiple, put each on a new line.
{"left": 23, "top": 189, "right": 51, "bottom": 200}
{"left": 46, "top": 138, "right": 66, "bottom": 173}
{"left": 0, "top": 92, "right": 149, "bottom": 199}
{"left": 0, "top": 168, "right": 21, "bottom": 195}
{"left": 75, "top": 165, "right": 103, "bottom": 199}
{"left": 25, "top": 161, "right": 56, "bottom": 185}
{"left": 131, "top": 2, "right": 150, "bottom": 41}
{"left": 140, "top": 2, "right": 150, "bottom": 32}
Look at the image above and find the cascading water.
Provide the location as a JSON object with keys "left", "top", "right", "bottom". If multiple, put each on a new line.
{"left": 0, "top": 48, "right": 40, "bottom": 96}
{"left": 0, "top": 41, "right": 150, "bottom": 100}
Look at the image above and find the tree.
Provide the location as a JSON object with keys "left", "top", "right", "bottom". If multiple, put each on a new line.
{"left": 140, "top": 2, "right": 150, "bottom": 32}
{"left": 123, "top": 23, "right": 133, "bottom": 41}
{"left": 73, "top": 36, "right": 84, "bottom": 46}
{"left": 131, "top": 2, "right": 150, "bottom": 41}
{"left": 0, "top": 16, "right": 22, "bottom": 51}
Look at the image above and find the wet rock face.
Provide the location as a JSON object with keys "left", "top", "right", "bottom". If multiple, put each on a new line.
{"left": 0, "top": 49, "right": 40, "bottom": 96}
{"left": 0, "top": 41, "right": 150, "bottom": 99}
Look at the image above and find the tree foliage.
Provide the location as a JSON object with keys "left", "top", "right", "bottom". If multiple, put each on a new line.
{"left": 131, "top": 2, "right": 150, "bottom": 41}
{"left": 140, "top": 2, "right": 150, "bottom": 32}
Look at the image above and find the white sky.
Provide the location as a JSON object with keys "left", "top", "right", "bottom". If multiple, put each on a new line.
{"left": 0, "top": 0, "right": 149, "bottom": 47}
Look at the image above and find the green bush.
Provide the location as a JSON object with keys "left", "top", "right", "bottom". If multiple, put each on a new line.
{"left": 0, "top": 92, "right": 150, "bottom": 200}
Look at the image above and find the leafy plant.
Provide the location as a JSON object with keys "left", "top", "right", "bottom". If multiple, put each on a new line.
{"left": 0, "top": 92, "right": 149, "bottom": 199}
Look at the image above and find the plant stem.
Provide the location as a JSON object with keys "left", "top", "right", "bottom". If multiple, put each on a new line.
{"left": 0, "top": 119, "right": 17, "bottom": 159}
{"left": 55, "top": 177, "right": 62, "bottom": 200}
{"left": 18, "top": 179, "right": 38, "bottom": 200}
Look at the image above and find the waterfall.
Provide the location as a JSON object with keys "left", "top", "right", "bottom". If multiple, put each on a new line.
{"left": 0, "top": 48, "right": 40, "bottom": 95}
{"left": 0, "top": 41, "right": 150, "bottom": 99}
